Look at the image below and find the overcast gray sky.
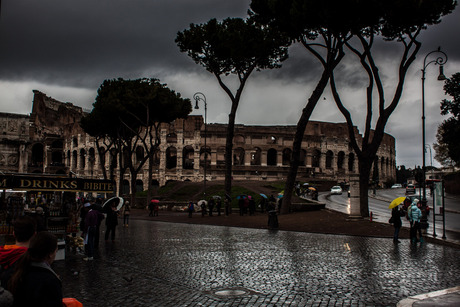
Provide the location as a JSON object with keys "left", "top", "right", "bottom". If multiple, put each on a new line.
{"left": 1, "top": 0, "right": 459, "bottom": 168}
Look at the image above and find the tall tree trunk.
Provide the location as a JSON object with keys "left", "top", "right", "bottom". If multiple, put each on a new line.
{"left": 224, "top": 111, "right": 236, "bottom": 199}
{"left": 358, "top": 157, "right": 372, "bottom": 217}
{"left": 282, "top": 71, "right": 331, "bottom": 214}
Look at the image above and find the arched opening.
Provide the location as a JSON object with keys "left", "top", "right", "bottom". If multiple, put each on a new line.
{"left": 182, "top": 146, "right": 194, "bottom": 169}
{"left": 136, "top": 179, "right": 144, "bottom": 193}
{"left": 299, "top": 149, "right": 306, "bottom": 166}
{"left": 326, "top": 150, "right": 333, "bottom": 169}
{"left": 79, "top": 149, "right": 86, "bottom": 169}
{"left": 267, "top": 148, "right": 277, "bottom": 166}
{"left": 250, "top": 147, "right": 261, "bottom": 166}
{"left": 72, "top": 150, "right": 77, "bottom": 169}
{"left": 312, "top": 149, "right": 321, "bottom": 168}
{"left": 233, "top": 147, "right": 245, "bottom": 166}
{"left": 166, "top": 147, "right": 177, "bottom": 169}
{"left": 348, "top": 153, "right": 355, "bottom": 172}
{"left": 282, "top": 148, "right": 292, "bottom": 166}
{"left": 337, "top": 151, "right": 345, "bottom": 170}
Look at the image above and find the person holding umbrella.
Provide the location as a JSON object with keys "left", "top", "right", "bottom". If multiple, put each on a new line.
{"left": 388, "top": 197, "right": 406, "bottom": 244}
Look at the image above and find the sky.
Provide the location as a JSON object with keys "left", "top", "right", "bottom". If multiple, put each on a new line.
{"left": 1, "top": 0, "right": 459, "bottom": 169}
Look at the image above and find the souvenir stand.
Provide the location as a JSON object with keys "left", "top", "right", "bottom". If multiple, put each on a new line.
{"left": 1, "top": 174, "right": 114, "bottom": 259}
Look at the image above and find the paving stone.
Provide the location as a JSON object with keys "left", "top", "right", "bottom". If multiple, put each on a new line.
{"left": 54, "top": 220, "right": 460, "bottom": 306}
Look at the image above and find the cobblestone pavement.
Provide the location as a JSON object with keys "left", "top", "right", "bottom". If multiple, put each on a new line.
{"left": 54, "top": 220, "right": 460, "bottom": 307}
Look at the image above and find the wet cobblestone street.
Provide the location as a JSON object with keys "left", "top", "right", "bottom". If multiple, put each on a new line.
{"left": 54, "top": 219, "right": 460, "bottom": 306}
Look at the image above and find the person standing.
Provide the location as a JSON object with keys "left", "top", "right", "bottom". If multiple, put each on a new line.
{"left": 391, "top": 205, "right": 405, "bottom": 243}
{"left": 84, "top": 204, "right": 104, "bottom": 261}
{"left": 408, "top": 199, "right": 423, "bottom": 243}
{"left": 148, "top": 201, "right": 154, "bottom": 217}
{"left": 208, "top": 198, "right": 215, "bottom": 217}
{"left": 187, "top": 202, "right": 194, "bottom": 218}
{"left": 122, "top": 201, "right": 131, "bottom": 227}
{"left": 8, "top": 232, "right": 62, "bottom": 307}
{"left": 0, "top": 216, "right": 36, "bottom": 288}
{"left": 105, "top": 204, "right": 119, "bottom": 242}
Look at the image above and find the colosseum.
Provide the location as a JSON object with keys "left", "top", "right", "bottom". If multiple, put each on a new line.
{"left": 0, "top": 90, "right": 396, "bottom": 195}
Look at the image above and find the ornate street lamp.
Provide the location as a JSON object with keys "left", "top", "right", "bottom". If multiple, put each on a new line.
{"left": 193, "top": 92, "right": 208, "bottom": 197}
{"left": 420, "top": 47, "right": 447, "bottom": 230}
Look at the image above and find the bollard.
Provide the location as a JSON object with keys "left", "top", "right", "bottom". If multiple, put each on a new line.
{"left": 370, "top": 211, "right": 373, "bottom": 222}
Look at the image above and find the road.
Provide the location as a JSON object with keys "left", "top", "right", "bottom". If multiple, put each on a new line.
{"left": 319, "top": 188, "right": 460, "bottom": 242}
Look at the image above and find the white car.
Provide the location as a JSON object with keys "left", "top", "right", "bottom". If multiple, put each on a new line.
{"left": 391, "top": 184, "right": 402, "bottom": 188}
{"left": 330, "top": 186, "right": 343, "bottom": 195}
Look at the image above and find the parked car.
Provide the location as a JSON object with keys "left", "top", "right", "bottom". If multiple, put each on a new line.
{"left": 330, "top": 186, "right": 343, "bottom": 195}
{"left": 405, "top": 184, "right": 416, "bottom": 194}
{"left": 391, "top": 183, "right": 403, "bottom": 188}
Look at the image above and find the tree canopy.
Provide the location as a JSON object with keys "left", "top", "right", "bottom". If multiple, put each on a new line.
{"left": 81, "top": 78, "right": 192, "bottom": 197}
{"left": 435, "top": 72, "right": 460, "bottom": 166}
{"left": 176, "top": 17, "right": 290, "bottom": 197}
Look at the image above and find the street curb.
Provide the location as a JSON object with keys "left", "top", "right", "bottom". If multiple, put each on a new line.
{"left": 397, "top": 286, "right": 460, "bottom": 307}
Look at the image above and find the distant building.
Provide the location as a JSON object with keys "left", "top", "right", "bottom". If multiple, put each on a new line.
{"left": 0, "top": 90, "right": 396, "bottom": 194}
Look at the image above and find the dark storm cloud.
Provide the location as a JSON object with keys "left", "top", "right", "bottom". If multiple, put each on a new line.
{"left": 0, "top": 0, "right": 251, "bottom": 87}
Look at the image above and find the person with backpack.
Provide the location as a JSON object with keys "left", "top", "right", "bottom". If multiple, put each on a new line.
{"left": 408, "top": 199, "right": 423, "bottom": 243}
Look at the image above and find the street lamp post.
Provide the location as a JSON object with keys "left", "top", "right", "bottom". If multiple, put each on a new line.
{"left": 193, "top": 92, "right": 207, "bottom": 197}
{"left": 420, "top": 47, "right": 447, "bottom": 230}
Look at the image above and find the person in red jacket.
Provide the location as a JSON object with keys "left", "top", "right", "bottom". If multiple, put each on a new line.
{"left": 0, "top": 216, "right": 36, "bottom": 288}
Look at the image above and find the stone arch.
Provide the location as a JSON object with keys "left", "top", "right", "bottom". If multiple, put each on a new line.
{"left": 348, "top": 153, "right": 355, "bottom": 172}
{"left": 72, "top": 137, "right": 78, "bottom": 147}
{"left": 312, "top": 149, "right": 321, "bottom": 168}
{"left": 250, "top": 147, "right": 261, "bottom": 166}
{"left": 299, "top": 149, "right": 306, "bottom": 166}
{"left": 166, "top": 147, "right": 177, "bottom": 169}
{"left": 337, "top": 151, "right": 345, "bottom": 170}
{"left": 233, "top": 147, "right": 245, "bottom": 166}
{"left": 79, "top": 148, "right": 86, "bottom": 169}
{"left": 325, "top": 150, "right": 333, "bottom": 169}
{"left": 182, "top": 145, "right": 194, "bottom": 169}
{"left": 282, "top": 148, "right": 292, "bottom": 166}
{"left": 267, "top": 148, "right": 277, "bottom": 166}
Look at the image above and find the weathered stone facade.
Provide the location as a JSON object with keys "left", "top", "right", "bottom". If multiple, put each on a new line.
{"left": 0, "top": 90, "right": 396, "bottom": 194}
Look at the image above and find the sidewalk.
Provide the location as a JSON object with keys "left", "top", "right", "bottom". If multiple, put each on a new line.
{"left": 397, "top": 286, "right": 460, "bottom": 307}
